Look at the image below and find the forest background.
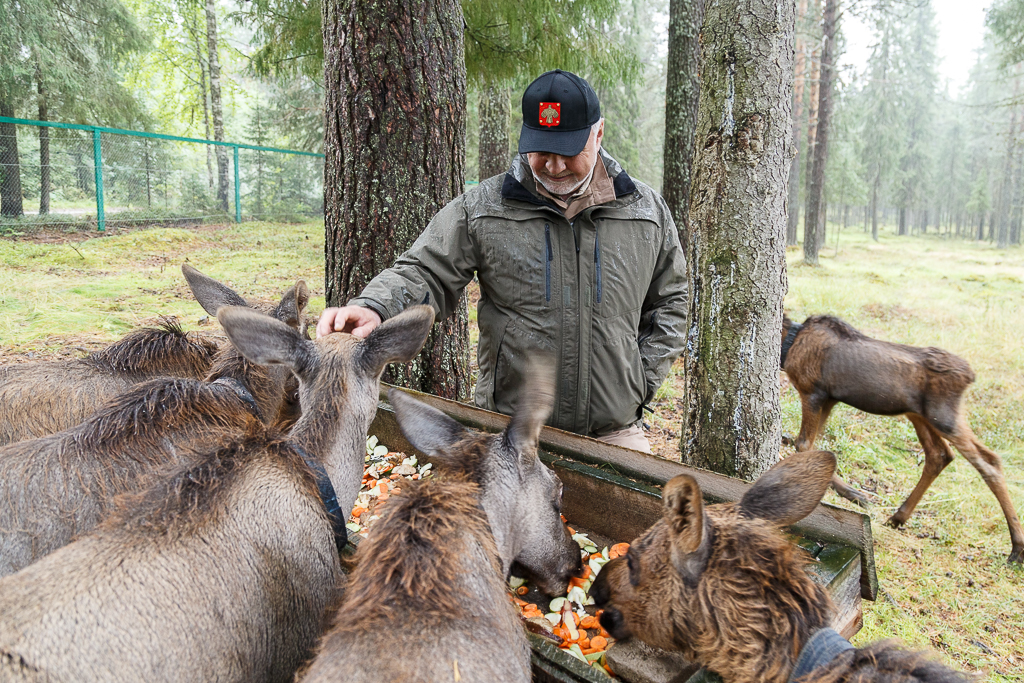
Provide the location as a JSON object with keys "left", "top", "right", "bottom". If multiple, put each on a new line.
{"left": 7, "top": 0, "right": 1024, "bottom": 241}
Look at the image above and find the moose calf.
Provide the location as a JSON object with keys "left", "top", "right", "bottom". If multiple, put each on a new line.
{"left": 781, "top": 315, "right": 1023, "bottom": 564}
{"left": 591, "top": 451, "right": 970, "bottom": 683}
{"left": 0, "top": 271, "right": 308, "bottom": 576}
{"left": 0, "top": 305, "right": 434, "bottom": 682}
{"left": 0, "top": 318, "right": 218, "bottom": 446}
{"left": 301, "top": 372, "right": 583, "bottom": 683}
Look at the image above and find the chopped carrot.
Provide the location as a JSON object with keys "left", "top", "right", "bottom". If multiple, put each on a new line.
{"left": 608, "top": 551, "right": 619, "bottom": 560}
{"left": 604, "top": 664, "right": 614, "bottom": 676}
{"left": 581, "top": 565, "right": 592, "bottom": 579}
{"left": 378, "top": 492, "right": 389, "bottom": 502}
{"left": 390, "top": 473, "right": 400, "bottom": 480}
{"left": 569, "top": 576, "right": 587, "bottom": 589}
{"left": 560, "top": 514, "right": 567, "bottom": 523}
{"left": 351, "top": 507, "right": 367, "bottom": 518}
{"left": 412, "top": 474, "right": 420, "bottom": 480}
{"left": 589, "top": 636, "right": 608, "bottom": 651}
{"left": 580, "top": 616, "right": 598, "bottom": 629}
{"left": 611, "top": 543, "right": 630, "bottom": 555}
{"left": 391, "top": 488, "right": 401, "bottom": 495}
{"left": 579, "top": 637, "right": 590, "bottom": 649}
{"left": 581, "top": 647, "right": 600, "bottom": 656}
{"left": 516, "top": 585, "right": 529, "bottom": 596}
{"left": 567, "top": 526, "right": 576, "bottom": 535}
{"left": 572, "top": 611, "right": 580, "bottom": 626}
{"left": 552, "top": 626, "right": 564, "bottom": 640}
{"left": 525, "top": 604, "right": 538, "bottom": 612}
{"left": 513, "top": 598, "right": 527, "bottom": 607}
{"left": 598, "top": 628, "right": 611, "bottom": 638}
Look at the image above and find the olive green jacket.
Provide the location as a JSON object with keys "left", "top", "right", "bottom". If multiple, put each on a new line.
{"left": 351, "top": 150, "right": 688, "bottom": 436}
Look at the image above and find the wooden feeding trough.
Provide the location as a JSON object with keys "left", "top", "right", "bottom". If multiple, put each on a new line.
{"left": 363, "top": 386, "right": 878, "bottom": 683}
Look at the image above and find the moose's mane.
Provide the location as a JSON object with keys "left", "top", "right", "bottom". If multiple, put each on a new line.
{"left": 333, "top": 473, "right": 496, "bottom": 628}
{"left": 804, "top": 315, "right": 870, "bottom": 342}
{"left": 84, "top": 317, "right": 218, "bottom": 377}
{"left": 804, "top": 641, "right": 972, "bottom": 683}
{"left": 106, "top": 429, "right": 318, "bottom": 537}
{"left": 691, "top": 505, "right": 834, "bottom": 683}
{"left": 70, "top": 377, "right": 260, "bottom": 463}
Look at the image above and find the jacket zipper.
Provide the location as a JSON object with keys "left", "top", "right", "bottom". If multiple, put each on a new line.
{"left": 545, "top": 223, "right": 553, "bottom": 302}
{"left": 594, "top": 229, "right": 602, "bottom": 304}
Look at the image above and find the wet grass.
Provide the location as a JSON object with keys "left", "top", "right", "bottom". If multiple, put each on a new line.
{"left": 1, "top": 220, "right": 1020, "bottom": 678}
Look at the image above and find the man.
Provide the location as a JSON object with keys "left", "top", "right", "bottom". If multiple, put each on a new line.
{"left": 318, "top": 69, "right": 687, "bottom": 452}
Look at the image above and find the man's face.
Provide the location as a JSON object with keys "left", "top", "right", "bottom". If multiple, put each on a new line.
{"left": 527, "top": 120, "right": 604, "bottom": 197}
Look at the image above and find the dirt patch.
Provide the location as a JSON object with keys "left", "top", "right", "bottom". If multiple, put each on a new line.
{"left": 862, "top": 302, "right": 915, "bottom": 322}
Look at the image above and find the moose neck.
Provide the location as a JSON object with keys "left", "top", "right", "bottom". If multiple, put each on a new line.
{"left": 288, "top": 386, "right": 376, "bottom": 518}
{"left": 479, "top": 483, "right": 518, "bottom": 576}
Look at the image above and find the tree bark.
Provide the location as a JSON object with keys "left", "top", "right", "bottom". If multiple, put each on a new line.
{"left": 0, "top": 100, "right": 23, "bottom": 218}
{"left": 997, "top": 79, "right": 1018, "bottom": 249}
{"left": 682, "top": 0, "right": 794, "bottom": 480}
{"left": 786, "top": 0, "right": 808, "bottom": 247}
{"left": 323, "top": 0, "right": 470, "bottom": 400}
{"left": 803, "top": 0, "right": 836, "bottom": 266}
{"left": 190, "top": 16, "right": 214, "bottom": 194}
{"left": 801, "top": 0, "right": 821, "bottom": 236}
{"left": 477, "top": 83, "right": 510, "bottom": 181}
{"left": 662, "top": 0, "right": 706, "bottom": 253}
{"left": 205, "top": 0, "right": 229, "bottom": 212}
{"left": 37, "top": 74, "right": 50, "bottom": 216}
{"left": 870, "top": 175, "right": 879, "bottom": 241}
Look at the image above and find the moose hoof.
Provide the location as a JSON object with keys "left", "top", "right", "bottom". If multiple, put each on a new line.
{"left": 781, "top": 433, "right": 795, "bottom": 447}
{"left": 886, "top": 516, "right": 906, "bottom": 529}
{"left": 837, "top": 488, "right": 871, "bottom": 508}
{"left": 1008, "top": 547, "right": 1024, "bottom": 564}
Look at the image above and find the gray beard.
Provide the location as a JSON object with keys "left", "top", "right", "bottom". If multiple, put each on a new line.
{"left": 529, "top": 155, "right": 598, "bottom": 199}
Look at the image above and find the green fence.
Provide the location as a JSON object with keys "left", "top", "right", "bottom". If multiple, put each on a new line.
{"left": 0, "top": 116, "right": 324, "bottom": 235}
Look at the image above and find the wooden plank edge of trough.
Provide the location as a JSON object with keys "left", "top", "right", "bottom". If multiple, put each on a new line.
{"left": 374, "top": 384, "right": 878, "bottom": 602}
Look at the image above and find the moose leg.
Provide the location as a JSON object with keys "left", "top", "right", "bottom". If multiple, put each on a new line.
{"left": 796, "top": 397, "right": 869, "bottom": 506}
{"left": 942, "top": 417, "right": 1024, "bottom": 563}
{"left": 888, "top": 414, "right": 954, "bottom": 528}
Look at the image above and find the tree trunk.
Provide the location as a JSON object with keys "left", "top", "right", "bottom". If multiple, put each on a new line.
{"left": 191, "top": 20, "right": 214, "bottom": 194}
{"left": 801, "top": 0, "right": 821, "bottom": 235}
{"left": 786, "top": 0, "right": 808, "bottom": 247}
{"left": 662, "top": 0, "right": 706, "bottom": 253}
{"left": 0, "top": 100, "right": 23, "bottom": 218}
{"left": 682, "top": 0, "right": 795, "bottom": 480}
{"left": 323, "top": 0, "right": 470, "bottom": 400}
{"left": 205, "top": 0, "right": 229, "bottom": 212}
{"left": 898, "top": 206, "right": 907, "bottom": 235}
{"left": 870, "top": 176, "right": 879, "bottom": 241}
{"left": 997, "top": 86, "right": 1017, "bottom": 249}
{"left": 37, "top": 76, "right": 50, "bottom": 216}
{"left": 477, "top": 83, "right": 510, "bottom": 181}
{"left": 803, "top": 0, "right": 836, "bottom": 266}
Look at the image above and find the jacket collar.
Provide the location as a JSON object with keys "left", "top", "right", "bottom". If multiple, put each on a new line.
{"left": 501, "top": 148, "right": 638, "bottom": 211}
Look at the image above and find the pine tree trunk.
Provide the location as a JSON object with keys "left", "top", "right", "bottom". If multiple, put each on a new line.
{"left": 0, "top": 100, "right": 23, "bottom": 218}
{"left": 37, "top": 76, "right": 50, "bottom": 216}
{"left": 898, "top": 206, "right": 907, "bottom": 235}
{"left": 801, "top": 0, "right": 821, "bottom": 235}
{"left": 205, "top": 0, "right": 229, "bottom": 212}
{"left": 477, "top": 83, "right": 510, "bottom": 181}
{"left": 323, "top": 0, "right": 470, "bottom": 400}
{"left": 663, "top": 0, "right": 706, "bottom": 253}
{"left": 870, "top": 176, "right": 879, "bottom": 241}
{"left": 682, "top": 0, "right": 794, "bottom": 480}
{"left": 803, "top": 0, "right": 836, "bottom": 266}
{"left": 786, "top": 0, "right": 808, "bottom": 247}
{"left": 192, "top": 22, "right": 214, "bottom": 194}
{"left": 997, "top": 86, "right": 1017, "bottom": 249}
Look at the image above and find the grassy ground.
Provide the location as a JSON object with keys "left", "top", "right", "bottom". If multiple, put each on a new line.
{"left": 0, "top": 220, "right": 1020, "bottom": 679}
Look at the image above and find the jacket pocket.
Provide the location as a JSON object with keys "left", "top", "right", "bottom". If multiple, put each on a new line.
{"left": 587, "top": 333, "right": 645, "bottom": 435}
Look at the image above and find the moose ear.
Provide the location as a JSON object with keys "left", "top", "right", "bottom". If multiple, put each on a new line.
{"left": 663, "top": 475, "right": 709, "bottom": 583}
{"left": 504, "top": 356, "right": 555, "bottom": 461}
{"left": 273, "top": 280, "right": 310, "bottom": 330}
{"left": 356, "top": 305, "right": 434, "bottom": 376}
{"left": 739, "top": 450, "right": 836, "bottom": 525}
{"left": 389, "top": 388, "right": 468, "bottom": 461}
{"left": 217, "top": 306, "right": 316, "bottom": 381}
{"left": 183, "top": 264, "right": 249, "bottom": 316}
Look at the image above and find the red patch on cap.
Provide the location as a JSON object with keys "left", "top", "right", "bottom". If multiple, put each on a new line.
{"left": 539, "top": 102, "right": 561, "bottom": 128}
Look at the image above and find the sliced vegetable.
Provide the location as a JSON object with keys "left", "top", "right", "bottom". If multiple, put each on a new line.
{"left": 548, "top": 597, "right": 567, "bottom": 612}
{"left": 508, "top": 576, "right": 527, "bottom": 589}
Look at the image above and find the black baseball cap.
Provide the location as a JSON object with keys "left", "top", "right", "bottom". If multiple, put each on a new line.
{"left": 518, "top": 70, "right": 602, "bottom": 157}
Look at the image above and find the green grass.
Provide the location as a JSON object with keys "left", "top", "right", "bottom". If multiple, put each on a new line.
{"left": 0, "top": 221, "right": 326, "bottom": 350}
{"left": 1, "top": 219, "right": 1021, "bottom": 679}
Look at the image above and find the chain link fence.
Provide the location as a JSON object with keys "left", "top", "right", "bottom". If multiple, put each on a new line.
{"left": 0, "top": 116, "right": 323, "bottom": 236}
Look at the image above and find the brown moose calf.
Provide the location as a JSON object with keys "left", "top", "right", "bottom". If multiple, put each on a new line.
{"left": 591, "top": 451, "right": 971, "bottom": 683}
{"left": 300, "top": 372, "right": 583, "bottom": 683}
{"left": 0, "top": 274, "right": 308, "bottom": 576}
{"left": 781, "top": 315, "right": 1023, "bottom": 564}
{"left": 0, "top": 305, "right": 434, "bottom": 682}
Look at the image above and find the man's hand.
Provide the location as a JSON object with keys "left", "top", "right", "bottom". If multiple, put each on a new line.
{"left": 316, "top": 306, "right": 382, "bottom": 339}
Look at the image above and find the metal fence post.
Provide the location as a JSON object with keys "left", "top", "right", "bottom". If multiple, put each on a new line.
{"left": 93, "top": 128, "right": 105, "bottom": 232}
{"left": 233, "top": 145, "right": 241, "bottom": 223}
